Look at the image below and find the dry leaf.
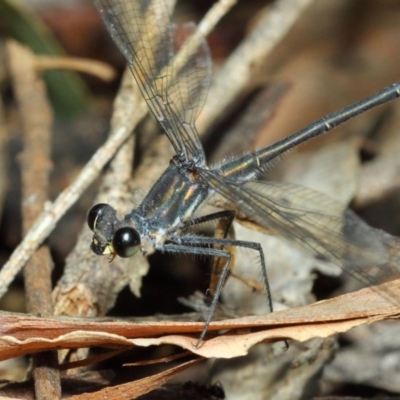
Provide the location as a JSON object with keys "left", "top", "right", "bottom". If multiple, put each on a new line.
{"left": 67, "top": 358, "right": 202, "bottom": 400}
{"left": 0, "top": 280, "right": 398, "bottom": 362}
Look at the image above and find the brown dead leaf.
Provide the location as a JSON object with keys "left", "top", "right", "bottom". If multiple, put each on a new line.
{"left": 67, "top": 358, "right": 202, "bottom": 400}
{"left": 0, "top": 279, "right": 399, "bottom": 362}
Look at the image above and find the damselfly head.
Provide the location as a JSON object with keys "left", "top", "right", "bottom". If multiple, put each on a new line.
{"left": 87, "top": 203, "right": 141, "bottom": 259}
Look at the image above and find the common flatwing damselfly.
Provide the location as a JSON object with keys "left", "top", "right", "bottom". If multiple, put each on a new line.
{"left": 88, "top": 0, "right": 400, "bottom": 345}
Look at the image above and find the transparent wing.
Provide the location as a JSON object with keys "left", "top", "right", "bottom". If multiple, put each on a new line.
{"left": 168, "top": 22, "right": 211, "bottom": 162}
{"left": 93, "top": 0, "right": 210, "bottom": 162}
{"left": 200, "top": 168, "right": 400, "bottom": 291}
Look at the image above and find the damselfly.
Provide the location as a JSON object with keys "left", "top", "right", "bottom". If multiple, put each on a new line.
{"left": 88, "top": 0, "right": 400, "bottom": 345}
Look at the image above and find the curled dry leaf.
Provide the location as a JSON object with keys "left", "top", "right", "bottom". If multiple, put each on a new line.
{"left": 0, "top": 279, "right": 399, "bottom": 362}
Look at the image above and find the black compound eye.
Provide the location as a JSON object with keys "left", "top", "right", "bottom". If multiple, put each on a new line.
{"left": 87, "top": 203, "right": 111, "bottom": 231}
{"left": 112, "top": 227, "right": 141, "bottom": 258}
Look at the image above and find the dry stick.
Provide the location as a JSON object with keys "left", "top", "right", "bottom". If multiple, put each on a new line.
{"left": 6, "top": 40, "right": 61, "bottom": 400}
{"left": 0, "top": 0, "right": 313, "bottom": 298}
{"left": 0, "top": 82, "right": 148, "bottom": 300}
{"left": 52, "top": 73, "right": 145, "bottom": 326}
{"left": 197, "top": 0, "right": 316, "bottom": 134}
{"left": 172, "top": 0, "right": 237, "bottom": 74}
{"left": 36, "top": 56, "right": 117, "bottom": 82}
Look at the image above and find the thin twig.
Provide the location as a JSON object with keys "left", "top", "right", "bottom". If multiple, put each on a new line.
{"left": 52, "top": 73, "right": 150, "bottom": 323}
{"left": 173, "top": 0, "right": 237, "bottom": 74}
{"left": 7, "top": 40, "right": 61, "bottom": 400}
{"left": 36, "top": 55, "right": 117, "bottom": 82}
{"left": 197, "top": 0, "right": 316, "bottom": 134}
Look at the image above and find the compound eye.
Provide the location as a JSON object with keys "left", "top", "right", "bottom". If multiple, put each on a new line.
{"left": 112, "top": 227, "right": 141, "bottom": 258}
{"left": 87, "top": 203, "right": 111, "bottom": 231}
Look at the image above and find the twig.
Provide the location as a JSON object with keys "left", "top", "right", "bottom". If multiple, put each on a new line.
{"left": 7, "top": 40, "right": 61, "bottom": 400}
{"left": 0, "top": 83, "right": 147, "bottom": 300}
{"left": 35, "top": 56, "right": 117, "bottom": 82}
{"left": 173, "top": 0, "right": 237, "bottom": 74}
{"left": 52, "top": 73, "right": 150, "bottom": 324}
{"left": 197, "top": 0, "right": 316, "bottom": 134}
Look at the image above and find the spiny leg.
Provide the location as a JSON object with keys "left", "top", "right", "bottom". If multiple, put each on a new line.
{"left": 181, "top": 210, "right": 236, "bottom": 295}
{"left": 180, "top": 211, "right": 264, "bottom": 295}
{"left": 161, "top": 242, "right": 232, "bottom": 346}
{"left": 211, "top": 217, "right": 264, "bottom": 293}
{"left": 165, "top": 235, "right": 273, "bottom": 346}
